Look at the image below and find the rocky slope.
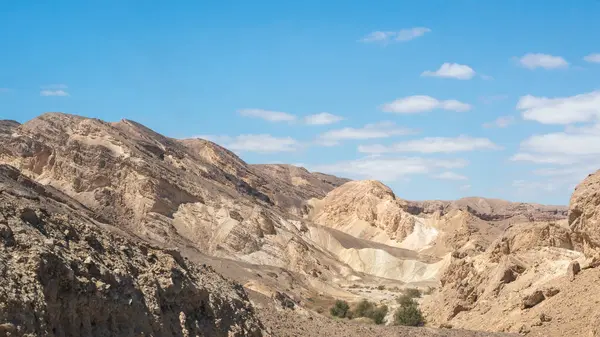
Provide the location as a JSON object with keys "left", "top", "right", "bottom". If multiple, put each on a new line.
{"left": 0, "top": 113, "right": 347, "bottom": 283}
{"left": 0, "top": 164, "right": 263, "bottom": 336}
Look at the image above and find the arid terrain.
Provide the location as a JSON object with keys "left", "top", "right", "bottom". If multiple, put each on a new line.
{"left": 1, "top": 113, "right": 598, "bottom": 336}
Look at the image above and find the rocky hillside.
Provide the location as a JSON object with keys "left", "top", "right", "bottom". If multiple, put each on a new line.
{"left": 421, "top": 169, "right": 600, "bottom": 337}
{"left": 408, "top": 197, "right": 567, "bottom": 222}
{"left": 0, "top": 113, "right": 347, "bottom": 282}
{"left": 0, "top": 164, "right": 263, "bottom": 336}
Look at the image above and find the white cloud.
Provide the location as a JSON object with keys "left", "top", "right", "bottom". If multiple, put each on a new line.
{"left": 196, "top": 134, "right": 300, "bottom": 153}
{"left": 517, "top": 91, "right": 600, "bottom": 125}
{"left": 433, "top": 171, "right": 468, "bottom": 181}
{"left": 311, "top": 156, "right": 467, "bottom": 182}
{"left": 304, "top": 112, "right": 344, "bottom": 125}
{"left": 40, "top": 84, "right": 69, "bottom": 96}
{"left": 228, "top": 134, "right": 300, "bottom": 153}
{"left": 584, "top": 53, "right": 600, "bottom": 63}
{"left": 396, "top": 27, "right": 431, "bottom": 41}
{"left": 381, "top": 95, "right": 471, "bottom": 114}
{"left": 358, "top": 136, "right": 501, "bottom": 154}
{"left": 459, "top": 184, "right": 472, "bottom": 191}
{"left": 317, "top": 121, "right": 415, "bottom": 146}
{"left": 512, "top": 122, "right": 600, "bottom": 167}
{"left": 483, "top": 116, "right": 515, "bottom": 128}
{"left": 40, "top": 89, "right": 69, "bottom": 96}
{"left": 360, "top": 27, "right": 431, "bottom": 43}
{"left": 421, "top": 63, "right": 476, "bottom": 80}
{"left": 238, "top": 109, "right": 296, "bottom": 123}
{"left": 518, "top": 53, "right": 568, "bottom": 69}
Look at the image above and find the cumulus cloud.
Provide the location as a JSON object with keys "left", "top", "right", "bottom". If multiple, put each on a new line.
{"left": 421, "top": 63, "right": 476, "bottom": 80}
{"left": 517, "top": 91, "right": 600, "bottom": 125}
{"left": 310, "top": 156, "right": 467, "bottom": 182}
{"left": 483, "top": 116, "right": 515, "bottom": 128}
{"left": 238, "top": 109, "right": 296, "bottom": 123}
{"left": 381, "top": 95, "right": 471, "bottom": 114}
{"left": 433, "top": 171, "right": 468, "bottom": 181}
{"left": 360, "top": 27, "right": 431, "bottom": 43}
{"left": 317, "top": 121, "right": 415, "bottom": 146}
{"left": 304, "top": 112, "right": 344, "bottom": 125}
{"left": 584, "top": 53, "right": 600, "bottom": 63}
{"left": 195, "top": 134, "right": 300, "bottom": 153}
{"left": 517, "top": 53, "right": 568, "bottom": 69}
{"left": 358, "top": 136, "right": 501, "bottom": 154}
{"left": 40, "top": 84, "right": 69, "bottom": 96}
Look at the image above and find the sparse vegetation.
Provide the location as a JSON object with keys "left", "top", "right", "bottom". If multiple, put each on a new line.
{"left": 330, "top": 300, "right": 350, "bottom": 318}
{"left": 404, "top": 287, "right": 422, "bottom": 298}
{"left": 377, "top": 285, "right": 386, "bottom": 290}
{"left": 394, "top": 294, "right": 425, "bottom": 327}
{"left": 350, "top": 299, "right": 388, "bottom": 325}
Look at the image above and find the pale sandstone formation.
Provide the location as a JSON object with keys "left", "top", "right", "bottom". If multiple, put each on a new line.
{"left": 0, "top": 164, "right": 263, "bottom": 337}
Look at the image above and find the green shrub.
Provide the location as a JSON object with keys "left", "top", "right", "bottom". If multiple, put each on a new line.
{"left": 394, "top": 304, "right": 425, "bottom": 326}
{"left": 396, "top": 294, "right": 417, "bottom": 307}
{"left": 370, "top": 305, "right": 388, "bottom": 325}
{"left": 351, "top": 300, "right": 388, "bottom": 325}
{"left": 330, "top": 300, "right": 350, "bottom": 318}
{"left": 353, "top": 299, "right": 375, "bottom": 318}
{"left": 404, "top": 288, "right": 422, "bottom": 298}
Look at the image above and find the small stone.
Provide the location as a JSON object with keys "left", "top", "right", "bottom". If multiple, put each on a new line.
{"left": 567, "top": 261, "right": 581, "bottom": 281}
{"left": 44, "top": 238, "right": 55, "bottom": 248}
{"left": 0, "top": 323, "right": 16, "bottom": 334}
{"left": 540, "top": 313, "right": 552, "bottom": 322}
{"left": 84, "top": 256, "right": 93, "bottom": 265}
{"left": 521, "top": 290, "right": 545, "bottom": 309}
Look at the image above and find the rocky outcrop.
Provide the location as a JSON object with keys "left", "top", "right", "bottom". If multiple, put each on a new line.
{"left": 309, "top": 180, "right": 416, "bottom": 244}
{"left": 0, "top": 164, "right": 263, "bottom": 336}
{"left": 408, "top": 197, "right": 567, "bottom": 222}
{"left": 568, "top": 169, "right": 600, "bottom": 256}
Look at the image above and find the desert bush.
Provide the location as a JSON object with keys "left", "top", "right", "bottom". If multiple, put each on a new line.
{"left": 352, "top": 300, "right": 388, "bottom": 325}
{"left": 330, "top": 300, "right": 350, "bottom": 318}
{"left": 394, "top": 294, "right": 424, "bottom": 326}
{"left": 353, "top": 299, "right": 375, "bottom": 317}
{"left": 404, "top": 287, "right": 422, "bottom": 298}
{"left": 370, "top": 305, "right": 388, "bottom": 325}
{"left": 394, "top": 304, "right": 425, "bottom": 326}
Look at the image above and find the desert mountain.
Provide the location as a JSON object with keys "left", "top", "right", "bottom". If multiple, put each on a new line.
{"left": 2, "top": 112, "right": 590, "bottom": 337}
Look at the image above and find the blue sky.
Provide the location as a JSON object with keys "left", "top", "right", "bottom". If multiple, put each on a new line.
{"left": 2, "top": 1, "right": 600, "bottom": 205}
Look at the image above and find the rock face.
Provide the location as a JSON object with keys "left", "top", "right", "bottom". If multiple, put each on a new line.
{"left": 0, "top": 113, "right": 344, "bottom": 280}
{"left": 408, "top": 197, "right": 567, "bottom": 222}
{"left": 309, "top": 180, "right": 416, "bottom": 245}
{"left": 0, "top": 164, "right": 263, "bottom": 337}
{"left": 423, "top": 221, "right": 584, "bottom": 334}
{"left": 568, "top": 169, "right": 600, "bottom": 256}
